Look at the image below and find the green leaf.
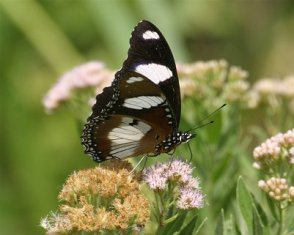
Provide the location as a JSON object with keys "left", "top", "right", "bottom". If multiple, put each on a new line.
{"left": 179, "top": 214, "right": 198, "bottom": 235}
{"left": 236, "top": 176, "right": 253, "bottom": 232}
{"left": 253, "top": 205, "right": 264, "bottom": 235}
{"left": 225, "top": 214, "right": 239, "bottom": 235}
{"left": 194, "top": 217, "right": 207, "bottom": 235}
{"left": 266, "top": 195, "right": 279, "bottom": 221}
{"left": 215, "top": 209, "right": 224, "bottom": 235}
{"left": 159, "top": 211, "right": 187, "bottom": 235}
{"left": 254, "top": 200, "right": 268, "bottom": 227}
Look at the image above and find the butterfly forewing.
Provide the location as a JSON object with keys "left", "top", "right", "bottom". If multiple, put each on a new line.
{"left": 122, "top": 20, "right": 181, "bottom": 128}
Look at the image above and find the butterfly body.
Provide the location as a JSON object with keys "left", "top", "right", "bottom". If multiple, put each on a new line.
{"left": 82, "top": 20, "right": 195, "bottom": 162}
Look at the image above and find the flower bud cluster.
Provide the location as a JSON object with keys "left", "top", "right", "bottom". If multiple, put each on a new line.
{"left": 253, "top": 129, "right": 294, "bottom": 170}
{"left": 248, "top": 75, "right": 294, "bottom": 111}
{"left": 258, "top": 178, "right": 289, "bottom": 201}
{"left": 43, "top": 61, "right": 114, "bottom": 113}
{"left": 254, "top": 129, "right": 294, "bottom": 203}
{"left": 177, "top": 60, "right": 249, "bottom": 109}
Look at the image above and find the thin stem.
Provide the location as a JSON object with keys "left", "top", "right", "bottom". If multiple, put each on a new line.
{"left": 277, "top": 202, "right": 285, "bottom": 235}
{"left": 154, "top": 192, "right": 166, "bottom": 234}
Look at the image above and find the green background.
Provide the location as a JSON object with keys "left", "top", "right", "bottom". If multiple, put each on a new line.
{"left": 0, "top": 1, "right": 293, "bottom": 234}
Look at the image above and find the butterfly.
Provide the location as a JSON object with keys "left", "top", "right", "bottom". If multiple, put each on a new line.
{"left": 81, "top": 20, "right": 195, "bottom": 162}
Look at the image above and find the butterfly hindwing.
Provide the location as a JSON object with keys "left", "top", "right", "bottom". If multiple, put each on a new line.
{"left": 82, "top": 74, "right": 174, "bottom": 161}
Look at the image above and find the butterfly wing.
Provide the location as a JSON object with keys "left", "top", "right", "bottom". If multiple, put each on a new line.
{"left": 123, "top": 20, "right": 181, "bottom": 128}
{"left": 82, "top": 20, "right": 181, "bottom": 162}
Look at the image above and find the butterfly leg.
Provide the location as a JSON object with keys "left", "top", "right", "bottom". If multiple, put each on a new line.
{"left": 130, "top": 155, "right": 148, "bottom": 174}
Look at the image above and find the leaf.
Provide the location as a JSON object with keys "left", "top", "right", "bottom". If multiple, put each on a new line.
{"left": 254, "top": 200, "right": 268, "bottom": 227}
{"left": 215, "top": 209, "right": 224, "bottom": 235}
{"left": 159, "top": 211, "right": 187, "bottom": 235}
{"left": 225, "top": 214, "right": 239, "bottom": 235}
{"left": 266, "top": 195, "right": 279, "bottom": 221}
{"left": 253, "top": 205, "right": 264, "bottom": 235}
{"left": 178, "top": 214, "right": 198, "bottom": 235}
{"left": 194, "top": 217, "right": 207, "bottom": 234}
{"left": 236, "top": 176, "right": 253, "bottom": 233}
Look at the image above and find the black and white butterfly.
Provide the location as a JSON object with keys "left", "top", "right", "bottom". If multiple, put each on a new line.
{"left": 81, "top": 20, "right": 195, "bottom": 162}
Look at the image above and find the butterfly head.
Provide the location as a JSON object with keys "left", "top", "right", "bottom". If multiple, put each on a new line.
{"left": 177, "top": 131, "right": 196, "bottom": 144}
{"left": 155, "top": 131, "right": 196, "bottom": 155}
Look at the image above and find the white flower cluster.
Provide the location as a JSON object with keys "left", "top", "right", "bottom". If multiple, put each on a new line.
{"left": 43, "top": 61, "right": 114, "bottom": 113}
{"left": 258, "top": 178, "right": 294, "bottom": 202}
{"left": 254, "top": 129, "right": 294, "bottom": 203}
{"left": 177, "top": 60, "right": 250, "bottom": 109}
{"left": 248, "top": 75, "right": 294, "bottom": 110}
{"left": 253, "top": 129, "right": 294, "bottom": 169}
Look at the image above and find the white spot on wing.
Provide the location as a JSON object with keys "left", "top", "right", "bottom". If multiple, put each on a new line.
{"left": 110, "top": 144, "right": 138, "bottom": 158}
{"left": 135, "top": 63, "right": 172, "bottom": 84}
{"left": 126, "top": 76, "right": 144, "bottom": 84}
{"left": 107, "top": 119, "right": 152, "bottom": 159}
{"left": 123, "top": 103, "right": 143, "bottom": 109}
{"left": 123, "top": 96, "right": 165, "bottom": 109}
{"left": 108, "top": 119, "right": 151, "bottom": 145}
{"left": 142, "top": 30, "right": 160, "bottom": 40}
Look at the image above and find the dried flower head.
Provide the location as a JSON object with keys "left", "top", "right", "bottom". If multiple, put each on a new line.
{"left": 41, "top": 160, "right": 150, "bottom": 234}
{"left": 40, "top": 212, "right": 72, "bottom": 234}
{"left": 43, "top": 61, "right": 114, "bottom": 113}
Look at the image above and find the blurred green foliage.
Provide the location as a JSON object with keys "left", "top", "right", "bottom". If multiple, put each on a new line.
{"left": 0, "top": 1, "right": 294, "bottom": 234}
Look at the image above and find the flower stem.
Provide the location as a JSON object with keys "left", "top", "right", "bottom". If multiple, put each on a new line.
{"left": 277, "top": 202, "right": 285, "bottom": 235}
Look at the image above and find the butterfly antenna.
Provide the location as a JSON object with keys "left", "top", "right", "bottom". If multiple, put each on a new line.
{"left": 187, "top": 103, "right": 226, "bottom": 132}
{"left": 187, "top": 120, "right": 214, "bottom": 132}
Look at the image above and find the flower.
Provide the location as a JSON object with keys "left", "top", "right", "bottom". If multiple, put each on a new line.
{"left": 253, "top": 129, "right": 294, "bottom": 204}
{"left": 143, "top": 163, "right": 168, "bottom": 190}
{"left": 43, "top": 61, "right": 114, "bottom": 113}
{"left": 249, "top": 75, "right": 294, "bottom": 111}
{"left": 143, "top": 159, "right": 204, "bottom": 211}
{"left": 177, "top": 60, "right": 250, "bottom": 109}
{"left": 143, "top": 159, "right": 201, "bottom": 191}
{"left": 179, "top": 78, "right": 197, "bottom": 98}
{"left": 177, "top": 188, "right": 204, "bottom": 210}
{"left": 289, "top": 187, "right": 294, "bottom": 202}
{"left": 41, "top": 160, "right": 150, "bottom": 234}
{"left": 258, "top": 178, "right": 289, "bottom": 201}
{"left": 253, "top": 129, "right": 294, "bottom": 169}
{"left": 166, "top": 159, "right": 200, "bottom": 188}
{"left": 40, "top": 212, "right": 72, "bottom": 234}
{"left": 289, "top": 147, "right": 294, "bottom": 164}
